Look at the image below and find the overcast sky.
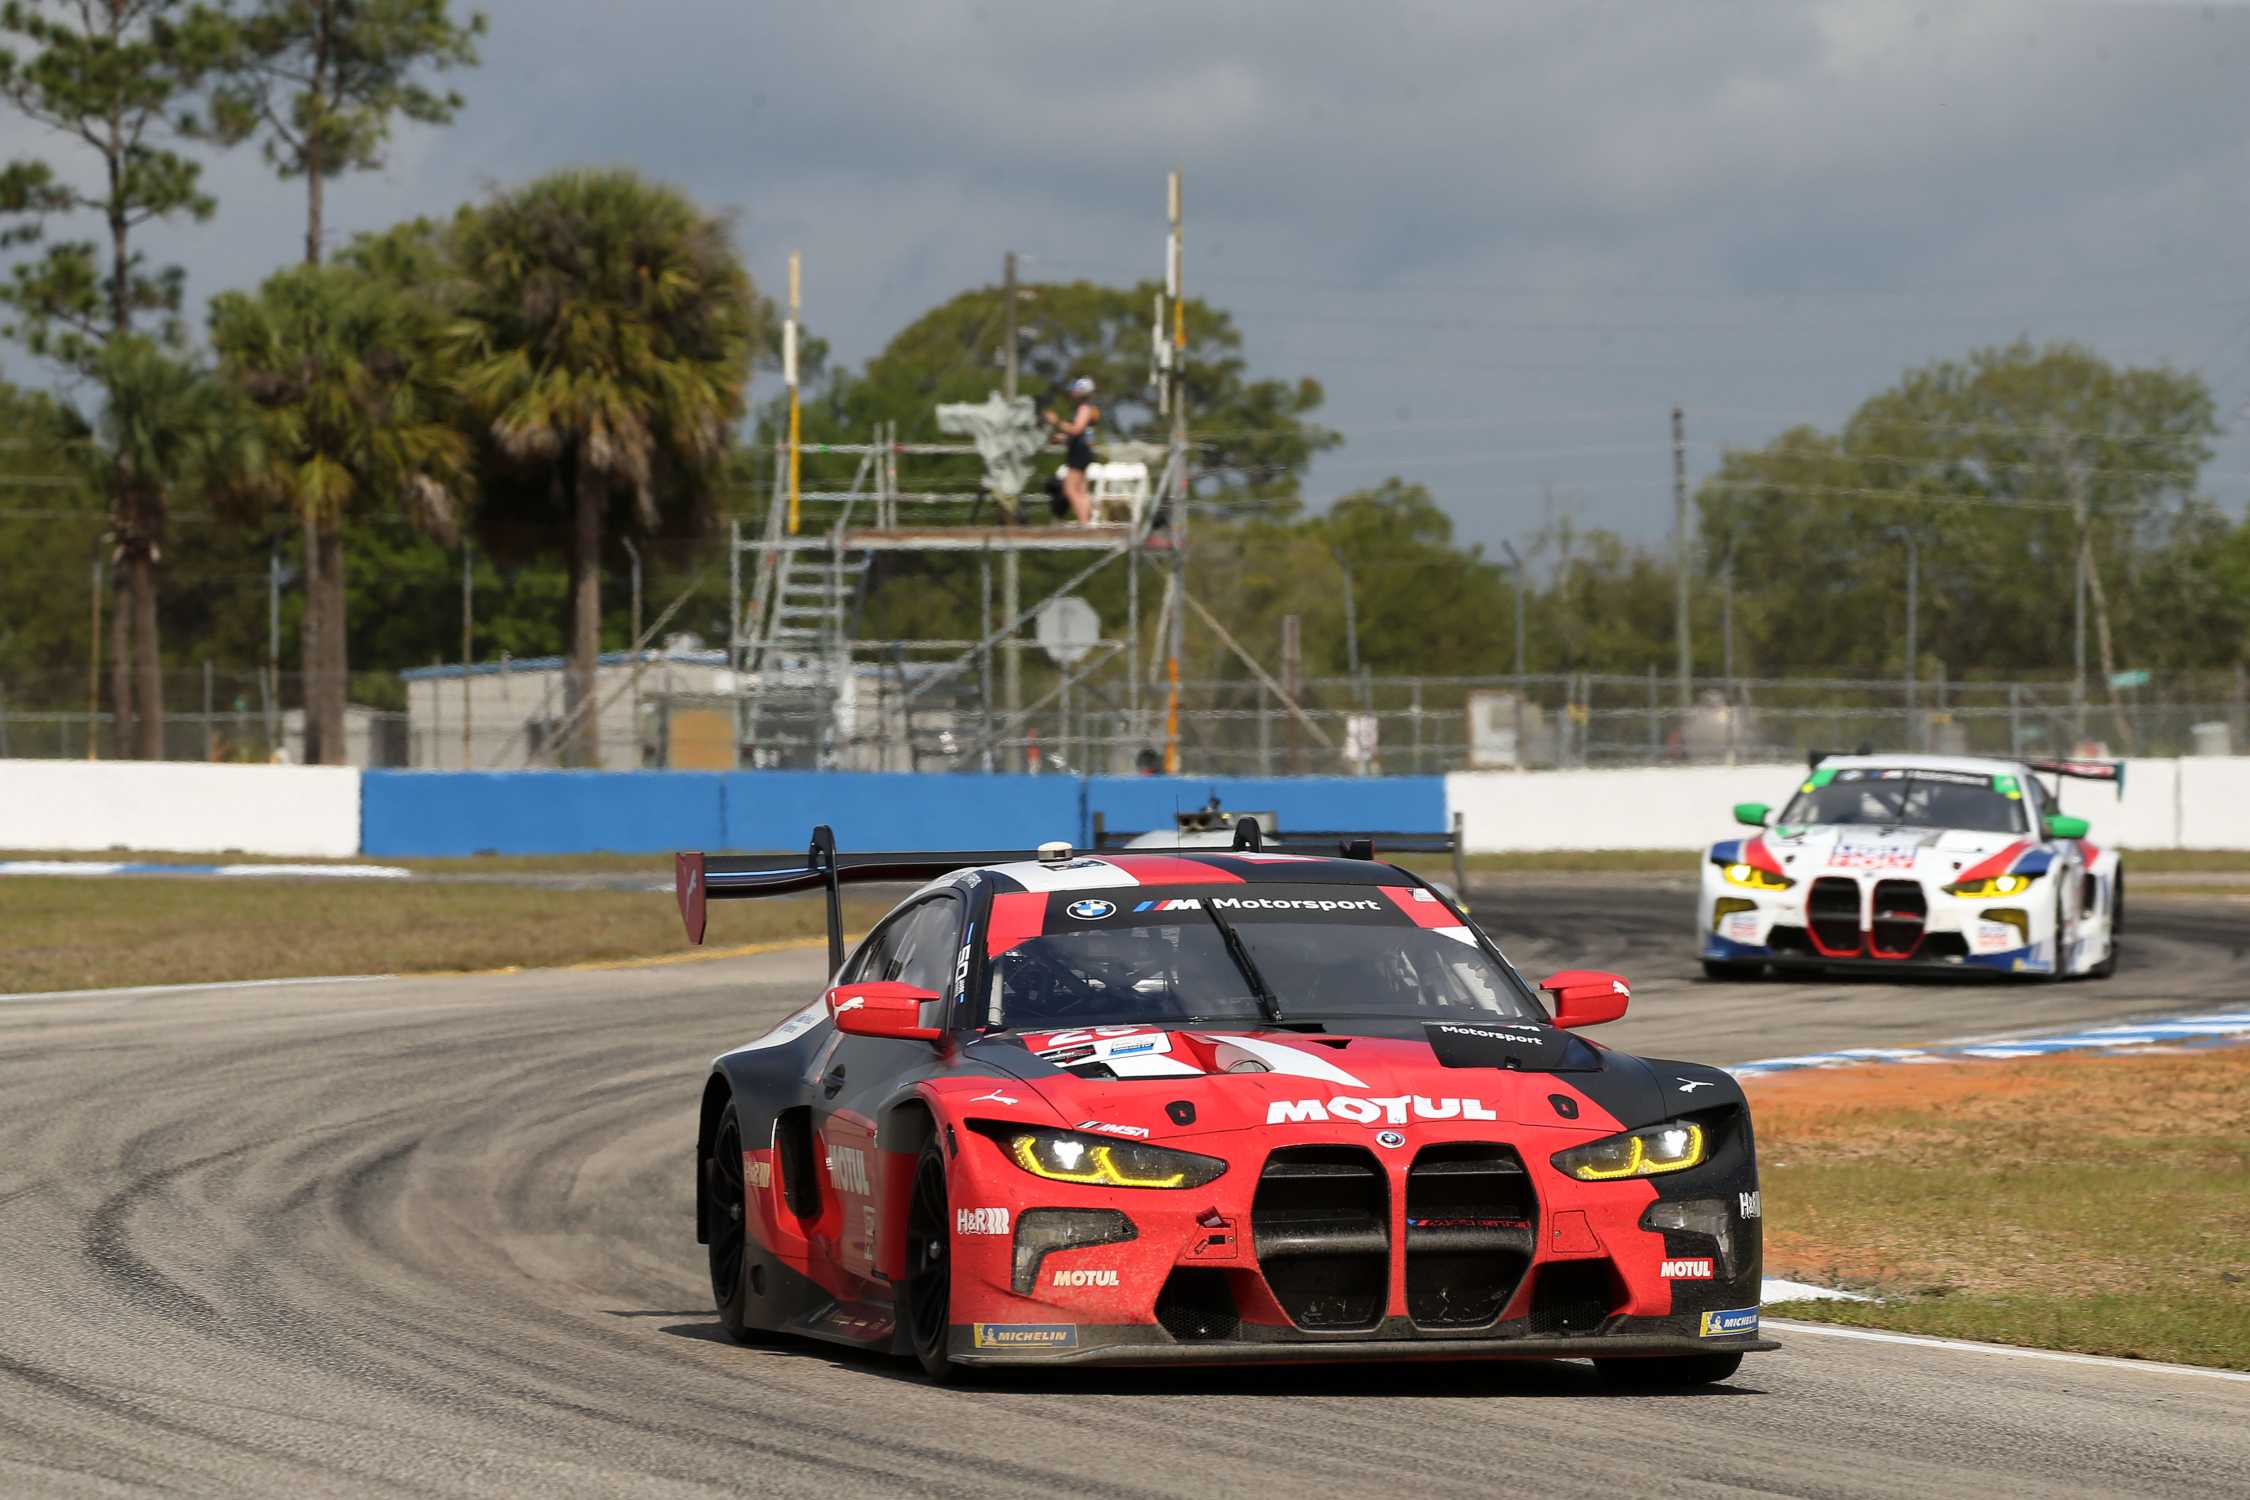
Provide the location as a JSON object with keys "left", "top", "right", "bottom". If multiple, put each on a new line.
{"left": 13, "top": 0, "right": 2250, "bottom": 555}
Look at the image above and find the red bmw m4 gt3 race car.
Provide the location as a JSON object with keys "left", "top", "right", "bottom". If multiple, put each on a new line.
{"left": 680, "top": 826, "right": 1771, "bottom": 1386}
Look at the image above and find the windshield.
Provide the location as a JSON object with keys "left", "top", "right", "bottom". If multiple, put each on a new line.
{"left": 1779, "top": 769, "right": 2026, "bottom": 835}
{"left": 982, "top": 883, "right": 1543, "bottom": 1030}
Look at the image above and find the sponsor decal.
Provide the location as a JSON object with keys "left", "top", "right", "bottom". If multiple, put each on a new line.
{"left": 1049, "top": 1267, "right": 1120, "bottom": 1289}
{"left": 1375, "top": 1130, "right": 1406, "bottom": 1149}
{"left": 1210, "top": 895, "right": 1382, "bottom": 913}
{"left": 1267, "top": 1095, "right": 1499, "bottom": 1126}
{"left": 1410, "top": 887, "right": 1437, "bottom": 903}
{"left": 1133, "top": 897, "right": 1205, "bottom": 912}
{"left": 1699, "top": 1306, "right": 1760, "bottom": 1337}
{"left": 1030, "top": 1025, "right": 1162, "bottom": 1056}
{"left": 972, "top": 1322, "right": 1078, "bottom": 1350}
{"left": 1660, "top": 1257, "right": 1715, "bottom": 1280}
{"left": 1612, "top": 978, "right": 1630, "bottom": 997}
{"left": 970, "top": 1088, "right": 1021, "bottom": 1105}
{"left": 1721, "top": 910, "right": 1762, "bottom": 943}
{"left": 1738, "top": 1190, "right": 1761, "bottom": 1219}
{"left": 1434, "top": 1022, "right": 1544, "bottom": 1040}
{"left": 1973, "top": 919, "right": 2020, "bottom": 955}
{"left": 1077, "top": 1120, "right": 1152, "bottom": 1138}
{"left": 745, "top": 1159, "right": 771, "bottom": 1190}
{"left": 1409, "top": 1215, "right": 1529, "bottom": 1229}
{"left": 833, "top": 996, "right": 866, "bottom": 1014}
{"left": 953, "top": 940, "right": 971, "bottom": 996}
{"left": 736, "top": 1000, "right": 827, "bottom": 1052}
{"left": 827, "top": 1146, "right": 870, "bottom": 1196}
{"left": 1066, "top": 898, "right": 1117, "bottom": 921}
{"left": 1831, "top": 843, "right": 1919, "bottom": 871}
{"left": 1103, "top": 1039, "right": 1161, "bottom": 1058}
{"left": 956, "top": 1207, "right": 1010, "bottom": 1236}
{"left": 1676, "top": 1078, "right": 1714, "bottom": 1093}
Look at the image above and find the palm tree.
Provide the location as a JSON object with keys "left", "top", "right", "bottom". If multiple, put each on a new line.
{"left": 211, "top": 259, "right": 473, "bottom": 764}
{"left": 88, "top": 338, "right": 258, "bottom": 760}
{"left": 449, "top": 168, "right": 759, "bottom": 766}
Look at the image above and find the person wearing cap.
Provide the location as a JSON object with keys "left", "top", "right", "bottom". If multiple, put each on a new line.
{"left": 1042, "top": 376, "right": 1100, "bottom": 524}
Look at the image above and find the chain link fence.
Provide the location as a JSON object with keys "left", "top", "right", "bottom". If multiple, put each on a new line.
{"left": 7, "top": 663, "right": 2245, "bottom": 772}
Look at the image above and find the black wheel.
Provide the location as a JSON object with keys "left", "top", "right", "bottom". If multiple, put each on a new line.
{"left": 2045, "top": 886, "right": 2072, "bottom": 983}
{"left": 2090, "top": 874, "right": 2122, "bottom": 979}
{"left": 1702, "top": 959, "right": 1765, "bottom": 982}
{"left": 904, "top": 1141, "right": 966, "bottom": 1382}
{"left": 1595, "top": 1351, "right": 1744, "bottom": 1389}
{"left": 706, "top": 1100, "right": 766, "bottom": 1343}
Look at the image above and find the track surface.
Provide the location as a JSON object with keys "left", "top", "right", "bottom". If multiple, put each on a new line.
{"left": 2, "top": 884, "right": 2246, "bottom": 1498}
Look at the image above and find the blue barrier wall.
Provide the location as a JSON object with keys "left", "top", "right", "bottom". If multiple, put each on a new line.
{"left": 721, "top": 772, "right": 1081, "bottom": 852}
{"left": 360, "top": 770, "right": 727, "bottom": 856}
{"left": 360, "top": 769, "right": 1449, "bottom": 856}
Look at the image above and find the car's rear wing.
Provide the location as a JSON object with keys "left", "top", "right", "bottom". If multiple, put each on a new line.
{"left": 676, "top": 827, "right": 1055, "bottom": 972}
{"left": 1089, "top": 809, "right": 1468, "bottom": 902}
{"left": 678, "top": 817, "right": 1473, "bottom": 973}
{"left": 2025, "top": 758, "right": 2127, "bottom": 799}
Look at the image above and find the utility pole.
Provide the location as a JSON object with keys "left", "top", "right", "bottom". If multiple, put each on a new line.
{"left": 1002, "top": 251, "right": 1019, "bottom": 401}
{"left": 785, "top": 252, "right": 802, "bottom": 536}
{"left": 1672, "top": 405, "right": 1690, "bottom": 711}
{"left": 1001, "top": 251, "right": 1022, "bottom": 738}
{"left": 1888, "top": 527, "right": 1918, "bottom": 750}
{"left": 621, "top": 537, "right": 641, "bottom": 768}
{"left": 1501, "top": 540, "right": 1529, "bottom": 771}
{"left": 1163, "top": 170, "right": 1186, "bottom": 775}
{"left": 1281, "top": 613, "right": 1302, "bottom": 774}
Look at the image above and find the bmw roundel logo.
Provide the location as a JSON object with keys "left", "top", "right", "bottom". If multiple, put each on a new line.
{"left": 1376, "top": 1130, "right": 1406, "bottom": 1149}
{"left": 1066, "top": 898, "right": 1116, "bottom": 920}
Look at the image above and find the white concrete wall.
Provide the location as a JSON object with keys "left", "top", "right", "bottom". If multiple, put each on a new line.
{"left": 1446, "top": 758, "right": 2250, "bottom": 852}
{"left": 0, "top": 761, "right": 361, "bottom": 857}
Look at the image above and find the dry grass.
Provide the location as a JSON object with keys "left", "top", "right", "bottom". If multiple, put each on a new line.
{"left": 1754, "top": 1046, "right": 2250, "bottom": 1368}
{"left": 0, "top": 876, "right": 890, "bottom": 993}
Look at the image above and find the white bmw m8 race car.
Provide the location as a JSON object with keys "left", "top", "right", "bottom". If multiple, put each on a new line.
{"left": 1698, "top": 753, "right": 2123, "bottom": 981}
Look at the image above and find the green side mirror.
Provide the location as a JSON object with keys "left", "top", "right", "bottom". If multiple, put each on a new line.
{"left": 2044, "top": 814, "right": 2090, "bottom": 841}
{"left": 1733, "top": 802, "right": 1771, "bottom": 828}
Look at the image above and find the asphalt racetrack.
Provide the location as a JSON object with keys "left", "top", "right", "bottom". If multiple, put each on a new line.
{"left": 3, "top": 880, "right": 2246, "bottom": 1498}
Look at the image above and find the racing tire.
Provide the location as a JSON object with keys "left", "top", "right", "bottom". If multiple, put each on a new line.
{"left": 2045, "top": 886, "right": 2071, "bottom": 984}
{"left": 905, "top": 1140, "right": 970, "bottom": 1383}
{"left": 1594, "top": 1351, "right": 1744, "bottom": 1389}
{"left": 1701, "top": 959, "right": 1765, "bottom": 982}
{"left": 2090, "top": 874, "right": 2122, "bottom": 980}
{"left": 706, "top": 1099, "right": 769, "bottom": 1343}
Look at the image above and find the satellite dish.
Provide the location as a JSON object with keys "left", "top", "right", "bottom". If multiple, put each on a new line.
{"left": 1035, "top": 596, "right": 1101, "bottom": 667}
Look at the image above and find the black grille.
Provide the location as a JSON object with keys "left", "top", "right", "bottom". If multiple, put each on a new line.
{"left": 1870, "top": 879, "right": 1927, "bottom": 959}
{"left": 1404, "top": 1144, "right": 1536, "bottom": 1329}
{"left": 1155, "top": 1268, "right": 1239, "bottom": 1342}
{"left": 1527, "top": 1261, "right": 1617, "bottom": 1336}
{"left": 1807, "top": 877, "right": 1863, "bottom": 955}
{"left": 1252, "top": 1147, "right": 1388, "bottom": 1331}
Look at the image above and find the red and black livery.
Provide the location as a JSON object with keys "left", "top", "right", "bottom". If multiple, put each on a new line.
{"left": 688, "top": 824, "right": 1772, "bottom": 1386}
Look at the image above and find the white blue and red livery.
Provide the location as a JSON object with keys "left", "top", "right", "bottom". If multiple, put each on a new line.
{"left": 1698, "top": 753, "right": 2124, "bottom": 981}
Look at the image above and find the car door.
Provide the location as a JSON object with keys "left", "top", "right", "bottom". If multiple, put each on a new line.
{"left": 816, "top": 893, "right": 964, "bottom": 1286}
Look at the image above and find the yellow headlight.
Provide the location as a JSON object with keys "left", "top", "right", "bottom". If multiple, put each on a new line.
{"left": 1552, "top": 1122, "right": 1708, "bottom": 1182}
{"left": 1003, "top": 1131, "right": 1225, "bottom": 1189}
{"left": 1948, "top": 873, "right": 2037, "bottom": 898}
{"left": 1720, "top": 862, "right": 1793, "bottom": 892}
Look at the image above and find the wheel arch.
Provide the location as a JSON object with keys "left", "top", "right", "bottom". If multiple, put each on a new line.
{"left": 696, "top": 1070, "right": 732, "bottom": 1246}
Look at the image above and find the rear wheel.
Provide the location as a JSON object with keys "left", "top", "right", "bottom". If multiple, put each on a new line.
{"left": 706, "top": 1100, "right": 766, "bottom": 1343}
{"left": 904, "top": 1141, "right": 967, "bottom": 1382}
{"left": 1701, "top": 959, "right": 1765, "bottom": 982}
{"left": 1595, "top": 1351, "right": 1745, "bottom": 1388}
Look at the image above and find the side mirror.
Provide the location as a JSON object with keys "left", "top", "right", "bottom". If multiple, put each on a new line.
{"left": 1732, "top": 802, "right": 1771, "bottom": 828}
{"left": 2044, "top": 814, "right": 2090, "bottom": 841}
{"left": 828, "top": 981, "right": 943, "bottom": 1041}
{"left": 1540, "top": 968, "right": 1630, "bottom": 1029}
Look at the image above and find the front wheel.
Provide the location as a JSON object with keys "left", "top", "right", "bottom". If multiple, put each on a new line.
{"left": 1702, "top": 958, "right": 1765, "bottom": 982}
{"left": 904, "top": 1141, "right": 967, "bottom": 1382}
{"left": 1595, "top": 1351, "right": 1745, "bottom": 1389}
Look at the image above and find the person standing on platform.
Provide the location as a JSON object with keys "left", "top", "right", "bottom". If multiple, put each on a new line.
{"left": 1043, "top": 376, "right": 1100, "bottom": 524}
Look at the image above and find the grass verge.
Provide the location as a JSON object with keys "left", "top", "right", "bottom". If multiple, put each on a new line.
{"left": 1752, "top": 1045, "right": 2250, "bottom": 1370}
{"left": 0, "top": 876, "right": 890, "bottom": 992}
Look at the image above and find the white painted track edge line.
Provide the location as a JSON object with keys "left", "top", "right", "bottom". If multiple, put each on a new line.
{"left": 1764, "top": 1318, "right": 2250, "bottom": 1384}
{"left": 0, "top": 973, "right": 398, "bottom": 1004}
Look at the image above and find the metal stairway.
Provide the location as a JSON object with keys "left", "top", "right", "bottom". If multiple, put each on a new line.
{"left": 740, "top": 499, "right": 870, "bottom": 767}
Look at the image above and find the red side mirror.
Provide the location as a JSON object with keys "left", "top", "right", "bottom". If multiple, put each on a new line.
{"left": 1540, "top": 968, "right": 1630, "bottom": 1029}
{"left": 829, "top": 981, "right": 944, "bottom": 1041}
